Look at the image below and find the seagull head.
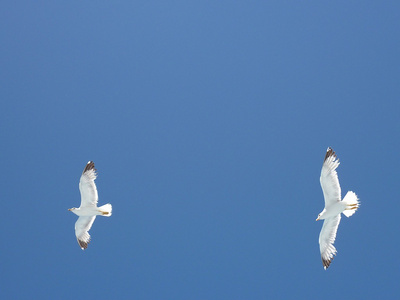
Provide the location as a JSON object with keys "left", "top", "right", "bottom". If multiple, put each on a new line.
{"left": 68, "top": 207, "right": 77, "bottom": 212}
{"left": 316, "top": 209, "right": 326, "bottom": 221}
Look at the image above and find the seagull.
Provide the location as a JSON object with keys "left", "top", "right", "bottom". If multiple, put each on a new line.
{"left": 68, "top": 161, "right": 112, "bottom": 250}
{"left": 316, "top": 148, "right": 359, "bottom": 269}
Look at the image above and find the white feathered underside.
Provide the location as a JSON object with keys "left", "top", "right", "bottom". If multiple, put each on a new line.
{"left": 320, "top": 151, "right": 341, "bottom": 205}
{"left": 319, "top": 214, "right": 341, "bottom": 269}
{"left": 79, "top": 166, "right": 98, "bottom": 208}
{"left": 75, "top": 216, "right": 96, "bottom": 249}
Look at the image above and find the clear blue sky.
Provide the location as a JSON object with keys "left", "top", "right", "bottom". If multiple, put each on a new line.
{"left": 1, "top": 1, "right": 399, "bottom": 299}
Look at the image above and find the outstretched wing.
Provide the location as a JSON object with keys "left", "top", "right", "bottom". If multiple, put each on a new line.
{"left": 79, "top": 161, "right": 98, "bottom": 207}
{"left": 319, "top": 214, "right": 341, "bottom": 269}
{"left": 75, "top": 216, "right": 96, "bottom": 250}
{"left": 320, "top": 147, "right": 341, "bottom": 206}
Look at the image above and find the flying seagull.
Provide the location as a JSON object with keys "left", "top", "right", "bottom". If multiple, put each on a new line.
{"left": 316, "top": 148, "right": 359, "bottom": 269}
{"left": 68, "top": 161, "right": 112, "bottom": 250}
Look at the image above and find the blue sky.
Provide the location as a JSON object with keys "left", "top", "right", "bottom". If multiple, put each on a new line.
{"left": 1, "top": 1, "right": 400, "bottom": 299}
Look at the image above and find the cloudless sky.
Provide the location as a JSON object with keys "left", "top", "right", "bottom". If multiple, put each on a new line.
{"left": 1, "top": 1, "right": 400, "bottom": 299}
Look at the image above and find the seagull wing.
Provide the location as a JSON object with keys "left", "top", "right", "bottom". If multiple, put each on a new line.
{"left": 75, "top": 216, "right": 96, "bottom": 250}
{"left": 79, "top": 161, "right": 98, "bottom": 207}
{"left": 320, "top": 147, "right": 341, "bottom": 206}
{"left": 319, "top": 214, "right": 341, "bottom": 269}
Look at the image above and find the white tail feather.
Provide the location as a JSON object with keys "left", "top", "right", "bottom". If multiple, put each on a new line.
{"left": 99, "top": 203, "right": 112, "bottom": 216}
{"left": 342, "top": 191, "right": 359, "bottom": 217}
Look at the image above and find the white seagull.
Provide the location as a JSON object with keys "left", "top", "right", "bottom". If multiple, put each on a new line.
{"left": 68, "top": 161, "right": 112, "bottom": 250}
{"left": 316, "top": 148, "right": 359, "bottom": 269}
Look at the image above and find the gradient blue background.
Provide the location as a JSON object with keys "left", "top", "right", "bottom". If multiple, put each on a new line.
{"left": 1, "top": 1, "right": 399, "bottom": 299}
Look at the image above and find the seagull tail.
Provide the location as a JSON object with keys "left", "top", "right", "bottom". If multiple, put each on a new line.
{"left": 342, "top": 191, "right": 359, "bottom": 217}
{"left": 99, "top": 203, "right": 112, "bottom": 217}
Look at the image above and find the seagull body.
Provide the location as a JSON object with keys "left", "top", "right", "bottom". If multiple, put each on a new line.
{"left": 316, "top": 148, "right": 359, "bottom": 269}
{"left": 69, "top": 161, "right": 112, "bottom": 250}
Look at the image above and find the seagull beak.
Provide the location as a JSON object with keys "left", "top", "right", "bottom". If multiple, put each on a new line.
{"left": 68, "top": 209, "right": 72, "bottom": 211}
{"left": 316, "top": 218, "right": 319, "bottom": 221}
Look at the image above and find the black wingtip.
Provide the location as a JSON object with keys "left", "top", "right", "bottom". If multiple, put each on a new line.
{"left": 322, "top": 256, "right": 333, "bottom": 269}
{"left": 78, "top": 239, "right": 90, "bottom": 250}
{"left": 83, "top": 161, "right": 96, "bottom": 174}
{"left": 324, "top": 147, "right": 336, "bottom": 162}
